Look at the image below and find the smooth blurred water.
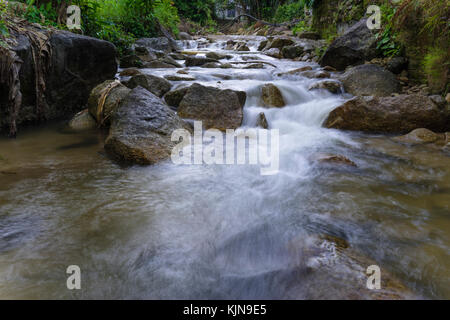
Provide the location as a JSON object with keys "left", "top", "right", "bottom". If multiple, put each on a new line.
{"left": 0, "top": 36, "right": 449, "bottom": 299}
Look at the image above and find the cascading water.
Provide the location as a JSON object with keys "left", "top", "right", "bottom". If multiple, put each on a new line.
{"left": 0, "top": 35, "right": 449, "bottom": 299}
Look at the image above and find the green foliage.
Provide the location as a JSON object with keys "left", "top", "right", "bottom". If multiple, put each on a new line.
{"left": 292, "top": 20, "right": 309, "bottom": 35}
{"left": 174, "top": 0, "right": 215, "bottom": 25}
{"left": 96, "top": 22, "right": 135, "bottom": 56}
{"left": 154, "top": 0, "right": 180, "bottom": 36}
{"left": 0, "top": 0, "right": 8, "bottom": 38}
{"left": 23, "top": 0, "right": 59, "bottom": 27}
{"left": 376, "top": 3, "right": 401, "bottom": 57}
{"left": 423, "top": 48, "right": 448, "bottom": 78}
{"left": 274, "top": 0, "right": 306, "bottom": 23}
{"left": 422, "top": 47, "right": 449, "bottom": 92}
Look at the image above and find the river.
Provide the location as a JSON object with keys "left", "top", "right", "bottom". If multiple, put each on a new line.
{"left": 0, "top": 35, "right": 449, "bottom": 299}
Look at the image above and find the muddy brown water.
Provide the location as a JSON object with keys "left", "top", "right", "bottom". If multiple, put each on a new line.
{"left": 0, "top": 36, "right": 449, "bottom": 299}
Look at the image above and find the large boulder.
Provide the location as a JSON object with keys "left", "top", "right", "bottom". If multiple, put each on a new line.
{"left": 319, "top": 19, "right": 377, "bottom": 71}
{"left": 261, "top": 84, "right": 285, "bottom": 108}
{"left": 178, "top": 83, "right": 246, "bottom": 130}
{"left": 268, "top": 37, "right": 295, "bottom": 49}
{"left": 125, "top": 74, "right": 172, "bottom": 98}
{"left": 340, "top": 64, "right": 401, "bottom": 97}
{"left": 0, "top": 28, "right": 118, "bottom": 134}
{"left": 324, "top": 94, "right": 449, "bottom": 134}
{"left": 104, "top": 87, "right": 191, "bottom": 165}
{"left": 88, "top": 80, "right": 131, "bottom": 126}
{"left": 282, "top": 45, "right": 304, "bottom": 59}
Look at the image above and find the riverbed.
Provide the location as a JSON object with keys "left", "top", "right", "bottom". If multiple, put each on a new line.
{"left": 0, "top": 36, "right": 449, "bottom": 299}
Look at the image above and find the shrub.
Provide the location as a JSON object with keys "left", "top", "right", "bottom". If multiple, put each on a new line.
{"left": 154, "top": 0, "right": 180, "bottom": 36}
{"left": 0, "top": 0, "right": 8, "bottom": 37}
{"left": 292, "top": 20, "right": 310, "bottom": 35}
{"left": 274, "top": 1, "right": 306, "bottom": 23}
{"left": 423, "top": 47, "right": 449, "bottom": 92}
{"left": 376, "top": 3, "right": 402, "bottom": 57}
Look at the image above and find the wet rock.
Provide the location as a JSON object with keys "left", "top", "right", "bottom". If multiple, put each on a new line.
{"left": 169, "top": 52, "right": 188, "bottom": 60}
{"left": 164, "top": 87, "right": 189, "bottom": 109}
{"left": 258, "top": 40, "right": 268, "bottom": 51}
{"left": 244, "top": 63, "right": 265, "bottom": 69}
{"left": 261, "top": 84, "right": 285, "bottom": 108}
{"left": 134, "top": 37, "right": 180, "bottom": 54}
{"left": 178, "top": 32, "right": 192, "bottom": 40}
{"left": 256, "top": 112, "right": 269, "bottom": 129}
{"left": 264, "top": 48, "right": 282, "bottom": 59}
{"left": 88, "top": 80, "right": 131, "bottom": 126}
{"left": 135, "top": 47, "right": 159, "bottom": 62}
{"left": 143, "top": 60, "right": 177, "bottom": 68}
{"left": 68, "top": 109, "right": 97, "bottom": 131}
{"left": 161, "top": 56, "right": 183, "bottom": 68}
{"left": 308, "top": 80, "right": 342, "bottom": 94}
{"left": 392, "top": 128, "right": 446, "bottom": 145}
{"left": 220, "top": 63, "right": 233, "bottom": 69}
{"left": 178, "top": 83, "right": 246, "bottom": 130}
{"left": 268, "top": 37, "right": 294, "bottom": 49}
{"left": 306, "top": 235, "right": 416, "bottom": 299}
{"left": 126, "top": 74, "right": 172, "bottom": 98}
{"left": 301, "top": 70, "right": 331, "bottom": 79}
{"left": 322, "top": 66, "right": 337, "bottom": 72}
{"left": 225, "top": 39, "right": 237, "bottom": 50}
{"left": 236, "top": 43, "right": 250, "bottom": 51}
{"left": 277, "top": 66, "right": 313, "bottom": 76}
{"left": 319, "top": 19, "right": 377, "bottom": 71}
{"left": 185, "top": 56, "right": 219, "bottom": 67}
{"left": 201, "top": 62, "right": 222, "bottom": 68}
{"left": 282, "top": 45, "right": 304, "bottom": 59}
{"left": 314, "top": 153, "right": 357, "bottom": 167}
{"left": 386, "top": 57, "right": 408, "bottom": 74}
{"left": 206, "top": 52, "right": 232, "bottom": 60}
{"left": 324, "top": 94, "right": 449, "bottom": 134}
{"left": 119, "top": 68, "right": 142, "bottom": 77}
{"left": 341, "top": 64, "right": 401, "bottom": 97}
{"left": 105, "top": 87, "right": 191, "bottom": 165}
{"left": 120, "top": 54, "right": 144, "bottom": 68}
{"left": 164, "top": 75, "right": 196, "bottom": 81}
{"left": 177, "top": 69, "right": 189, "bottom": 75}
{"left": 242, "top": 55, "right": 261, "bottom": 61}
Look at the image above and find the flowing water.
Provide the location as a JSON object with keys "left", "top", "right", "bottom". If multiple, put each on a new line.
{"left": 0, "top": 36, "right": 449, "bottom": 299}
